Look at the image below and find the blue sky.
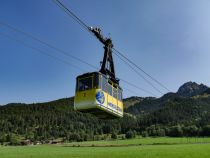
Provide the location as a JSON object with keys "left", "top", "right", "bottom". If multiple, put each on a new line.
{"left": 0, "top": 0, "right": 210, "bottom": 105}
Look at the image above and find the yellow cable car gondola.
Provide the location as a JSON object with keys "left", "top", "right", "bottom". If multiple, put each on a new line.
{"left": 74, "top": 27, "right": 123, "bottom": 118}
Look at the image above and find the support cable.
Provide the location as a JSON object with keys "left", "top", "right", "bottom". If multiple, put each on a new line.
{"left": 52, "top": 0, "right": 170, "bottom": 94}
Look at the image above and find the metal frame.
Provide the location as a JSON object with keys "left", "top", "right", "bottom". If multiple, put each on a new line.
{"left": 90, "top": 27, "right": 119, "bottom": 84}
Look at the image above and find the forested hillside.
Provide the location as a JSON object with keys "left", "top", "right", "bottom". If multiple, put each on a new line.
{"left": 1, "top": 82, "right": 210, "bottom": 145}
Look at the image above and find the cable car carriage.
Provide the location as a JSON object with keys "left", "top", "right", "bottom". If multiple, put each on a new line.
{"left": 74, "top": 27, "right": 123, "bottom": 118}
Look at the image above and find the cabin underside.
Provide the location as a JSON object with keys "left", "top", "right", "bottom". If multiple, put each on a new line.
{"left": 77, "top": 107, "right": 122, "bottom": 119}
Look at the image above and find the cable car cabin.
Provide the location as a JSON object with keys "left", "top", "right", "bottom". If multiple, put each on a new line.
{"left": 74, "top": 72, "right": 123, "bottom": 119}
{"left": 74, "top": 27, "right": 123, "bottom": 119}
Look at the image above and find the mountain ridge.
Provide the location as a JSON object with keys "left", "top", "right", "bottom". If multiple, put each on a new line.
{"left": 125, "top": 81, "right": 209, "bottom": 115}
{"left": 1, "top": 81, "right": 210, "bottom": 144}
{"left": 177, "top": 81, "right": 208, "bottom": 97}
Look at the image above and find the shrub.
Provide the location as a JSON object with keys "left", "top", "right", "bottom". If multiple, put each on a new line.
{"left": 111, "top": 132, "right": 117, "bottom": 139}
{"left": 201, "top": 125, "right": 210, "bottom": 136}
{"left": 167, "top": 125, "right": 183, "bottom": 137}
{"left": 141, "top": 131, "right": 148, "bottom": 137}
{"left": 125, "top": 130, "right": 135, "bottom": 139}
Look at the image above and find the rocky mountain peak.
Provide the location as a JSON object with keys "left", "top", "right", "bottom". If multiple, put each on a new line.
{"left": 177, "top": 81, "right": 208, "bottom": 97}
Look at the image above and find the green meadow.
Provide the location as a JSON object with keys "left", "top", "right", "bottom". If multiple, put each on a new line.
{"left": 1, "top": 137, "right": 210, "bottom": 158}
{"left": 67, "top": 137, "right": 210, "bottom": 146}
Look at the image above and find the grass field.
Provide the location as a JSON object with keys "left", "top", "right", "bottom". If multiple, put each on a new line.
{"left": 67, "top": 137, "right": 210, "bottom": 146}
{"left": 1, "top": 137, "right": 210, "bottom": 158}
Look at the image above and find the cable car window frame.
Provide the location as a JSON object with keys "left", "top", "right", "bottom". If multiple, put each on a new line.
{"left": 118, "top": 88, "right": 122, "bottom": 101}
{"left": 93, "top": 73, "right": 100, "bottom": 89}
{"left": 113, "top": 84, "right": 118, "bottom": 99}
{"left": 108, "top": 80, "right": 113, "bottom": 96}
{"left": 113, "top": 87, "right": 117, "bottom": 99}
{"left": 77, "top": 76, "right": 93, "bottom": 91}
{"left": 101, "top": 75, "right": 107, "bottom": 92}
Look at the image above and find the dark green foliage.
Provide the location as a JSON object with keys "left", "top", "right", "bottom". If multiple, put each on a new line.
{"left": 146, "top": 125, "right": 165, "bottom": 137}
{"left": 203, "top": 88, "right": 210, "bottom": 94}
{"left": 0, "top": 134, "right": 6, "bottom": 144}
{"left": 183, "top": 125, "right": 199, "bottom": 137}
{"left": 167, "top": 125, "right": 183, "bottom": 137}
{"left": 125, "top": 130, "right": 135, "bottom": 139}
{"left": 0, "top": 97, "right": 137, "bottom": 144}
{"left": 111, "top": 132, "right": 117, "bottom": 139}
{"left": 1, "top": 84, "right": 210, "bottom": 145}
{"left": 141, "top": 131, "right": 148, "bottom": 137}
{"left": 201, "top": 125, "right": 210, "bottom": 136}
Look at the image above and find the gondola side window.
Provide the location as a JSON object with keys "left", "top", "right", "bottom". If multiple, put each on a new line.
{"left": 118, "top": 89, "right": 122, "bottom": 101}
{"left": 101, "top": 76, "right": 107, "bottom": 92}
{"left": 77, "top": 77, "right": 93, "bottom": 91}
{"left": 113, "top": 87, "right": 117, "bottom": 98}
{"left": 93, "top": 74, "right": 100, "bottom": 89}
{"left": 108, "top": 83, "right": 112, "bottom": 96}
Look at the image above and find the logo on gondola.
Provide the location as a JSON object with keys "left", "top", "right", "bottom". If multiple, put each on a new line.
{"left": 96, "top": 90, "right": 105, "bottom": 104}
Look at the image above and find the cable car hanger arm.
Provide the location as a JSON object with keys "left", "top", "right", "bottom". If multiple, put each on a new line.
{"left": 89, "top": 27, "right": 118, "bottom": 84}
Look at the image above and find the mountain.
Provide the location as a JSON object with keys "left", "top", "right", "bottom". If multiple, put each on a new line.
{"left": 201, "top": 88, "right": 210, "bottom": 95}
{"left": 177, "top": 81, "right": 208, "bottom": 97}
{"left": 124, "top": 92, "right": 182, "bottom": 115}
{"left": 125, "top": 82, "right": 210, "bottom": 122}
{"left": 123, "top": 96, "right": 152, "bottom": 109}
{"left": 0, "top": 81, "right": 210, "bottom": 145}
